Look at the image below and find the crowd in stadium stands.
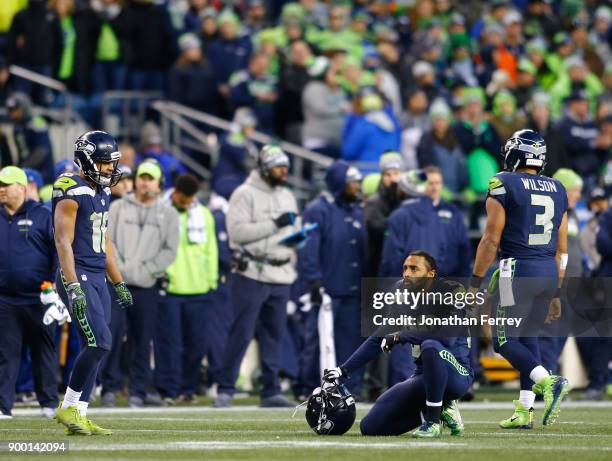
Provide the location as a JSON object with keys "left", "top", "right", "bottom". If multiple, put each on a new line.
{"left": 0, "top": 0, "right": 612, "bottom": 413}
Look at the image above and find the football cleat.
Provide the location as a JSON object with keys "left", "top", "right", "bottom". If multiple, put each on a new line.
{"left": 534, "top": 375, "right": 569, "bottom": 426}
{"left": 65, "top": 418, "right": 112, "bottom": 436}
{"left": 441, "top": 400, "right": 464, "bottom": 436}
{"left": 499, "top": 400, "right": 534, "bottom": 429}
{"left": 412, "top": 421, "right": 441, "bottom": 438}
{"left": 54, "top": 405, "right": 91, "bottom": 436}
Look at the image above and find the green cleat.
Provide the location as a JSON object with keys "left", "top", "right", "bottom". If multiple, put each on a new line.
{"left": 53, "top": 406, "right": 91, "bottom": 436}
{"left": 499, "top": 400, "right": 533, "bottom": 429}
{"left": 65, "top": 418, "right": 112, "bottom": 436}
{"left": 534, "top": 375, "right": 569, "bottom": 426}
{"left": 412, "top": 421, "right": 441, "bottom": 438}
{"left": 441, "top": 400, "right": 464, "bottom": 436}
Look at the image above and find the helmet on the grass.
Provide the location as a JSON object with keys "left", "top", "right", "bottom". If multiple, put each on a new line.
{"left": 305, "top": 382, "right": 356, "bottom": 435}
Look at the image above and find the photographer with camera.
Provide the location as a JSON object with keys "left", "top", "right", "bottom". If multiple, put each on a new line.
{"left": 214, "top": 145, "right": 300, "bottom": 408}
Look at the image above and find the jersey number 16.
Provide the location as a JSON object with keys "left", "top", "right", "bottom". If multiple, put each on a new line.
{"left": 90, "top": 212, "right": 109, "bottom": 254}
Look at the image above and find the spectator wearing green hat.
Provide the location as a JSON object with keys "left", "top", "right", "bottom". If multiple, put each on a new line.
{"left": 417, "top": 99, "right": 467, "bottom": 195}
{"left": 514, "top": 57, "right": 539, "bottom": 109}
{"left": 525, "top": 38, "right": 557, "bottom": 90}
{"left": 549, "top": 55, "right": 604, "bottom": 119}
{"left": 490, "top": 90, "right": 527, "bottom": 142}
{"left": 453, "top": 87, "right": 502, "bottom": 169}
{"left": 446, "top": 33, "right": 478, "bottom": 87}
{"left": 306, "top": 5, "right": 363, "bottom": 60}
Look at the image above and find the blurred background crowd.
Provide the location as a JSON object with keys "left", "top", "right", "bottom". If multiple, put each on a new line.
{"left": 0, "top": 0, "right": 611, "bottom": 413}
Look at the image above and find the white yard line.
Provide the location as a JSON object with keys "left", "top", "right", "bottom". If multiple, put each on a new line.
{"left": 56, "top": 440, "right": 612, "bottom": 452}
{"left": 9, "top": 401, "right": 612, "bottom": 417}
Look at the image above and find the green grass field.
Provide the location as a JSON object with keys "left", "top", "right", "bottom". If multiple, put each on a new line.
{"left": 1, "top": 401, "right": 611, "bottom": 461}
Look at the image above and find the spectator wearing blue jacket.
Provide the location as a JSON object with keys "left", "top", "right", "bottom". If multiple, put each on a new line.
{"left": 298, "top": 160, "right": 367, "bottom": 395}
{"left": 0, "top": 166, "right": 58, "bottom": 418}
{"left": 6, "top": 93, "right": 54, "bottom": 184}
{"left": 424, "top": 166, "right": 471, "bottom": 277}
{"left": 212, "top": 108, "right": 259, "bottom": 197}
{"left": 169, "top": 33, "right": 217, "bottom": 115}
{"left": 229, "top": 53, "right": 278, "bottom": 134}
{"left": 341, "top": 87, "right": 401, "bottom": 170}
{"left": 206, "top": 9, "right": 252, "bottom": 113}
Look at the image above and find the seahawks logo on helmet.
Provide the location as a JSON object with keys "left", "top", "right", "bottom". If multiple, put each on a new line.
{"left": 75, "top": 139, "right": 96, "bottom": 156}
{"left": 74, "top": 130, "right": 123, "bottom": 187}
{"left": 503, "top": 129, "right": 547, "bottom": 173}
{"left": 305, "top": 383, "right": 356, "bottom": 435}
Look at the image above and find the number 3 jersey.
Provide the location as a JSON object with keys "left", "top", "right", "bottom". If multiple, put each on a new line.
{"left": 52, "top": 173, "right": 110, "bottom": 272}
{"left": 487, "top": 171, "right": 567, "bottom": 261}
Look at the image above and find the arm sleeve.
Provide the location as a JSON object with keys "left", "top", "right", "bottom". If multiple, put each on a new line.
{"left": 226, "top": 189, "right": 278, "bottom": 245}
{"left": 341, "top": 335, "right": 384, "bottom": 374}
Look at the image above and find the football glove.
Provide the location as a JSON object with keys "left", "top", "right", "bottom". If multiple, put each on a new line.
{"left": 323, "top": 367, "right": 348, "bottom": 383}
{"left": 114, "top": 282, "right": 133, "bottom": 308}
{"left": 381, "top": 332, "right": 401, "bottom": 353}
{"left": 66, "top": 282, "right": 87, "bottom": 319}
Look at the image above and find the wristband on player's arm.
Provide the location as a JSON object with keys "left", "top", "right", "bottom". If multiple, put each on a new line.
{"left": 553, "top": 287, "right": 562, "bottom": 299}
{"left": 469, "top": 275, "right": 483, "bottom": 289}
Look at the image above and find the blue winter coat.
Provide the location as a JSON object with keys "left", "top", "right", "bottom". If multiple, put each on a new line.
{"left": 341, "top": 106, "right": 401, "bottom": 166}
{"left": 298, "top": 162, "right": 367, "bottom": 297}
{"left": 436, "top": 201, "right": 471, "bottom": 277}
{"left": 0, "top": 200, "right": 57, "bottom": 305}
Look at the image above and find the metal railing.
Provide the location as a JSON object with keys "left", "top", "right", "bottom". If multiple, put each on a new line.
{"left": 8, "top": 65, "right": 80, "bottom": 156}
{"left": 101, "top": 90, "right": 163, "bottom": 144}
{"left": 151, "top": 101, "right": 333, "bottom": 201}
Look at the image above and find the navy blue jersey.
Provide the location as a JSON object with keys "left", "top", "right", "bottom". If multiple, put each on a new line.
{"left": 52, "top": 173, "right": 110, "bottom": 272}
{"left": 487, "top": 171, "right": 567, "bottom": 260}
